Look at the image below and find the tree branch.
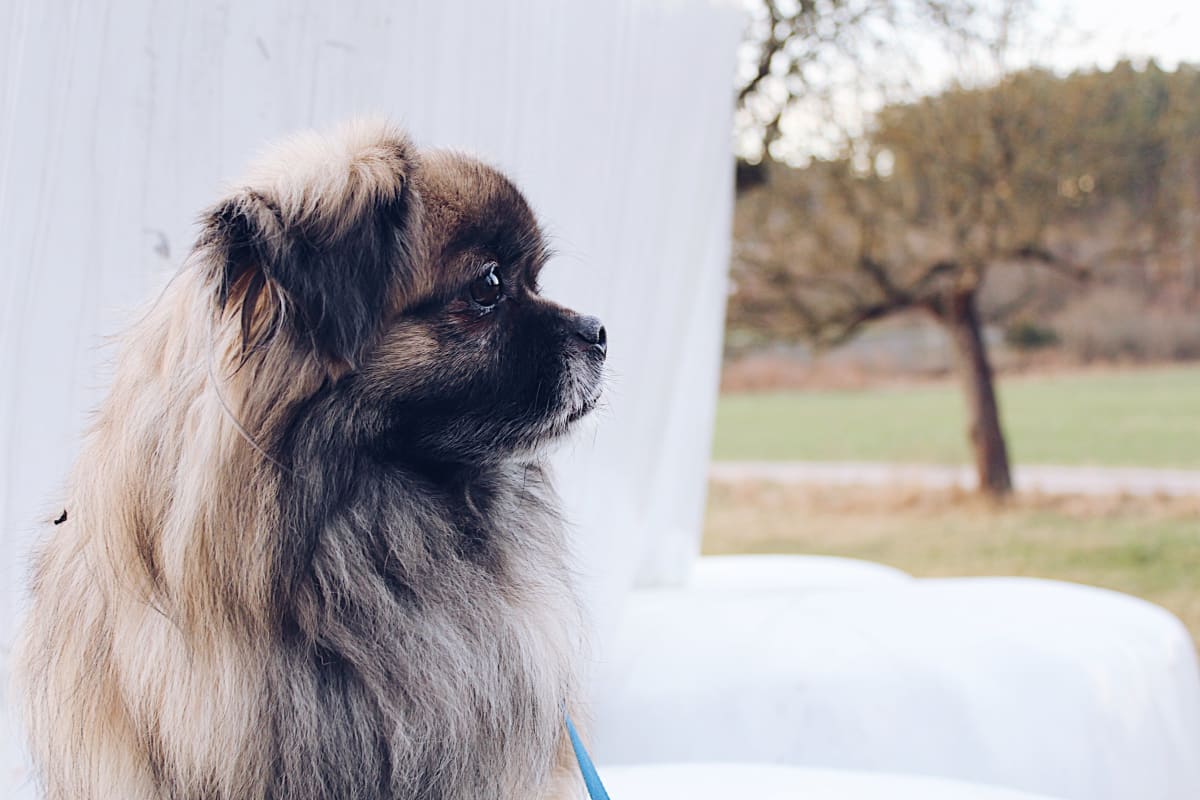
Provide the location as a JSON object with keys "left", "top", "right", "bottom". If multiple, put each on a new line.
{"left": 817, "top": 297, "right": 917, "bottom": 348}
{"left": 1011, "top": 244, "right": 1090, "bottom": 280}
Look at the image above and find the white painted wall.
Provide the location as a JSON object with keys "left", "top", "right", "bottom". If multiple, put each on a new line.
{"left": 0, "top": 0, "right": 742, "bottom": 790}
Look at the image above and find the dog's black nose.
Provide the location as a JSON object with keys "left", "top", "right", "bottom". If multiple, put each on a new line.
{"left": 574, "top": 315, "right": 607, "bottom": 358}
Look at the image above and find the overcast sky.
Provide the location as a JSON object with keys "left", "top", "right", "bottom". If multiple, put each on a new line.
{"left": 747, "top": 0, "right": 1198, "bottom": 163}
{"left": 1038, "top": 0, "right": 1197, "bottom": 72}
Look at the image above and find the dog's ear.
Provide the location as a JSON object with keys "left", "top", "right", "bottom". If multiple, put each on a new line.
{"left": 198, "top": 129, "right": 419, "bottom": 369}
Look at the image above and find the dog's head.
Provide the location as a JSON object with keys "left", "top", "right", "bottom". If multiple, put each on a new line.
{"left": 196, "top": 120, "right": 605, "bottom": 467}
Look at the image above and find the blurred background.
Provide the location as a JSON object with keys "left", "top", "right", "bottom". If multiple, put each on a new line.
{"left": 713, "top": 0, "right": 1200, "bottom": 646}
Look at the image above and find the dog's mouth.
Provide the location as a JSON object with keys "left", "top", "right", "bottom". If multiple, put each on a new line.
{"left": 565, "top": 396, "right": 598, "bottom": 425}
{"left": 548, "top": 381, "right": 604, "bottom": 437}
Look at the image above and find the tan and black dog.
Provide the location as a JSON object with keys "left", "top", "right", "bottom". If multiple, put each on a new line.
{"left": 16, "top": 120, "right": 606, "bottom": 800}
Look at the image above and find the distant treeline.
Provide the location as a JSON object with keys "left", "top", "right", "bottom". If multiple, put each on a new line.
{"left": 886, "top": 61, "right": 1200, "bottom": 234}
{"left": 731, "top": 60, "right": 1200, "bottom": 365}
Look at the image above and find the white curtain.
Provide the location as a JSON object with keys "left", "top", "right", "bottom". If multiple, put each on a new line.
{"left": 0, "top": 0, "right": 742, "bottom": 786}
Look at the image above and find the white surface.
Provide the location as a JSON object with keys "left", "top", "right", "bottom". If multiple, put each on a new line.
{"left": 602, "top": 764, "right": 1063, "bottom": 799}
{"left": 0, "top": 1, "right": 741, "bottom": 793}
{"left": 691, "top": 554, "right": 911, "bottom": 591}
{"left": 594, "top": 575, "right": 1200, "bottom": 800}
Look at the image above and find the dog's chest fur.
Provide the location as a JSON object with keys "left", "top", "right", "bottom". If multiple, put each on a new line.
{"left": 254, "top": 460, "right": 579, "bottom": 799}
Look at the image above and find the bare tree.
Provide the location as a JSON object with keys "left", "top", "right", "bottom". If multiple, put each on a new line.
{"left": 729, "top": 0, "right": 1130, "bottom": 496}
{"left": 736, "top": 0, "right": 981, "bottom": 165}
{"left": 732, "top": 72, "right": 1101, "bottom": 495}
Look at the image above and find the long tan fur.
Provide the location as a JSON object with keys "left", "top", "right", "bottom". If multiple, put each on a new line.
{"left": 15, "top": 120, "right": 602, "bottom": 800}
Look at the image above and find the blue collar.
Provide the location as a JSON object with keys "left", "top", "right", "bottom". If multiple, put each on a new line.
{"left": 565, "top": 712, "right": 611, "bottom": 799}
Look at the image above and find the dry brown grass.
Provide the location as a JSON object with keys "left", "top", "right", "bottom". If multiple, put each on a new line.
{"left": 719, "top": 354, "right": 934, "bottom": 392}
{"left": 703, "top": 482, "right": 1200, "bottom": 644}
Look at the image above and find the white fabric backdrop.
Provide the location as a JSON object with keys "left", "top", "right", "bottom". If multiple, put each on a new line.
{"left": 0, "top": 1, "right": 741, "bottom": 789}
{"left": 0, "top": 0, "right": 740, "bottom": 645}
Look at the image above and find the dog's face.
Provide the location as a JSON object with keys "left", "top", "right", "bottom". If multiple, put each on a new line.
{"left": 199, "top": 121, "right": 605, "bottom": 467}
{"left": 366, "top": 151, "right": 607, "bottom": 462}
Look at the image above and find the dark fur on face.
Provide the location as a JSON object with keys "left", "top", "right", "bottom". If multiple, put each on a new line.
{"left": 15, "top": 120, "right": 604, "bottom": 800}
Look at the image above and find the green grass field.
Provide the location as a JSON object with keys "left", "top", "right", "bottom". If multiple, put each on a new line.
{"left": 712, "top": 366, "right": 1200, "bottom": 468}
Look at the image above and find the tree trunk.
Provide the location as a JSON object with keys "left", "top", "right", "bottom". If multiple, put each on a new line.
{"left": 937, "top": 289, "right": 1013, "bottom": 497}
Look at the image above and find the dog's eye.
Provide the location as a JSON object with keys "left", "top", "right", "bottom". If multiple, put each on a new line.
{"left": 468, "top": 263, "right": 503, "bottom": 309}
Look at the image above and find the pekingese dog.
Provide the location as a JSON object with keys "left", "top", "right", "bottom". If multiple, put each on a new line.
{"left": 14, "top": 120, "right": 605, "bottom": 800}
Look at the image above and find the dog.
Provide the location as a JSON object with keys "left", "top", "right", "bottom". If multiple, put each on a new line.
{"left": 14, "top": 120, "right": 606, "bottom": 800}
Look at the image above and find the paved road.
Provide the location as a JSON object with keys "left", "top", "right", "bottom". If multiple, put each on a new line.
{"left": 710, "top": 461, "right": 1200, "bottom": 497}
